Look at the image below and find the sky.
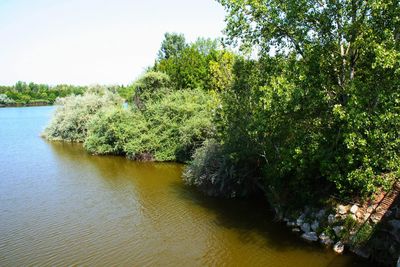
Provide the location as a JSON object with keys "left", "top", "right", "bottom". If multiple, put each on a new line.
{"left": 0, "top": 0, "right": 226, "bottom": 86}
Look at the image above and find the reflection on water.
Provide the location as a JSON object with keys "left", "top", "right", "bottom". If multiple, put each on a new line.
{"left": 0, "top": 106, "right": 372, "bottom": 266}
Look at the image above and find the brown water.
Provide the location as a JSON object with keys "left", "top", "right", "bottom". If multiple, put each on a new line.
{"left": 0, "top": 106, "right": 372, "bottom": 266}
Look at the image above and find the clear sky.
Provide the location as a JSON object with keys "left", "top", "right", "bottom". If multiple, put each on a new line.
{"left": 0, "top": 0, "right": 226, "bottom": 86}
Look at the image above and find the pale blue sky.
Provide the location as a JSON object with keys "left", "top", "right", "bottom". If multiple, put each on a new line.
{"left": 0, "top": 0, "right": 226, "bottom": 85}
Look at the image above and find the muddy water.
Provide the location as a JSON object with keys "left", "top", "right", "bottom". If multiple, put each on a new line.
{"left": 0, "top": 106, "right": 371, "bottom": 266}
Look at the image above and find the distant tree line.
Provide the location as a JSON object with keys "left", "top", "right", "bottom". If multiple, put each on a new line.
{"left": 0, "top": 81, "right": 125, "bottom": 106}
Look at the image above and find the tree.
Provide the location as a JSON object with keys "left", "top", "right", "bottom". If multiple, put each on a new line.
{"left": 215, "top": 0, "right": 400, "bottom": 198}
{"left": 192, "top": 37, "right": 219, "bottom": 56}
{"left": 157, "top": 32, "right": 187, "bottom": 60}
{"left": 218, "top": 0, "right": 399, "bottom": 93}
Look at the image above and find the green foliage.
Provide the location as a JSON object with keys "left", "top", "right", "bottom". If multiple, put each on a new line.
{"left": 184, "top": 139, "right": 262, "bottom": 197}
{"left": 132, "top": 71, "right": 171, "bottom": 106}
{"left": 126, "top": 89, "right": 214, "bottom": 162}
{"left": 55, "top": 88, "right": 214, "bottom": 162}
{"left": 351, "top": 223, "right": 374, "bottom": 247}
{"left": 208, "top": 50, "right": 236, "bottom": 92}
{"left": 0, "top": 81, "right": 87, "bottom": 105}
{"left": 84, "top": 107, "right": 146, "bottom": 155}
{"left": 0, "top": 94, "right": 15, "bottom": 105}
{"left": 157, "top": 32, "right": 187, "bottom": 60}
{"left": 43, "top": 91, "right": 122, "bottom": 142}
{"left": 207, "top": 0, "right": 400, "bottom": 201}
{"left": 154, "top": 35, "right": 231, "bottom": 90}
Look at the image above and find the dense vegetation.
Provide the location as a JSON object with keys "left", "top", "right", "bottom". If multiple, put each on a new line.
{"left": 43, "top": 90, "right": 123, "bottom": 142}
{"left": 0, "top": 81, "right": 87, "bottom": 105}
{"left": 43, "top": 0, "right": 399, "bottom": 210}
{"left": 185, "top": 0, "right": 400, "bottom": 205}
{"left": 84, "top": 87, "right": 213, "bottom": 162}
{"left": 44, "top": 34, "right": 227, "bottom": 162}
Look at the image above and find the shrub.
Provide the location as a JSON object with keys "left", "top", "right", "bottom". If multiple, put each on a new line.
{"left": 132, "top": 71, "right": 171, "bottom": 108}
{"left": 84, "top": 107, "right": 148, "bottom": 155}
{"left": 0, "top": 94, "right": 15, "bottom": 104}
{"left": 125, "top": 88, "right": 214, "bottom": 162}
{"left": 43, "top": 91, "right": 122, "bottom": 142}
{"left": 184, "top": 139, "right": 263, "bottom": 197}
{"left": 78, "top": 88, "right": 213, "bottom": 162}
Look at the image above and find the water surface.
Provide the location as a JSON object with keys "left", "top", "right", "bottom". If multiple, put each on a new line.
{"left": 0, "top": 106, "right": 371, "bottom": 266}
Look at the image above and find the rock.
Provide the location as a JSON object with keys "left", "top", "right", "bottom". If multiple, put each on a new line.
{"left": 338, "top": 205, "right": 349, "bottom": 215}
{"left": 301, "top": 232, "right": 318, "bottom": 242}
{"left": 333, "top": 241, "right": 345, "bottom": 254}
{"left": 311, "top": 220, "right": 319, "bottom": 232}
{"left": 301, "top": 223, "right": 311, "bottom": 233}
{"left": 316, "top": 209, "right": 326, "bottom": 219}
{"left": 395, "top": 208, "right": 400, "bottom": 219}
{"left": 319, "top": 233, "right": 334, "bottom": 246}
{"left": 328, "top": 214, "right": 336, "bottom": 224}
{"left": 333, "top": 226, "right": 344, "bottom": 237}
{"left": 388, "top": 220, "right": 400, "bottom": 232}
{"left": 296, "top": 214, "right": 305, "bottom": 226}
{"left": 351, "top": 247, "right": 371, "bottom": 259}
{"left": 350, "top": 204, "right": 359, "bottom": 214}
{"left": 286, "top": 221, "right": 296, "bottom": 227}
{"left": 292, "top": 228, "right": 301, "bottom": 233}
{"left": 370, "top": 214, "right": 380, "bottom": 224}
{"left": 397, "top": 255, "right": 400, "bottom": 267}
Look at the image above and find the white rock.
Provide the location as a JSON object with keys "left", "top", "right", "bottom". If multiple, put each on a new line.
{"left": 350, "top": 204, "right": 359, "bottom": 214}
{"left": 319, "top": 233, "right": 334, "bottom": 246}
{"left": 333, "top": 241, "right": 345, "bottom": 254}
{"left": 296, "top": 214, "right": 305, "bottom": 226}
{"left": 301, "top": 223, "right": 311, "bottom": 233}
{"left": 286, "top": 221, "right": 296, "bottom": 227}
{"left": 338, "top": 205, "right": 349, "bottom": 215}
{"left": 328, "top": 214, "right": 336, "bottom": 224}
{"left": 292, "top": 228, "right": 301, "bottom": 233}
{"left": 370, "top": 214, "right": 380, "bottom": 224}
{"left": 301, "top": 232, "right": 318, "bottom": 242}
{"left": 316, "top": 209, "right": 326, "bottom": 219}
{"left": 397, "top": 255, "right": 400, "bottom": 267}
{"left": 311, "top": 220, "right": 319, "bottom": 232}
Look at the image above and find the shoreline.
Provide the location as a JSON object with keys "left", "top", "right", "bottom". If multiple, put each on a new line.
{"left": 0, "top": 102, "right": 52, "bottom": 108}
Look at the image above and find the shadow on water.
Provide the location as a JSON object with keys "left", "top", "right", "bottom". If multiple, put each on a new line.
{"left": 364, "top": 184, "right": 400, "bottom": 266}
{"left": 170, "top": 182, "right": 374, "bottom": 267}
{"left": 46, "top": 141, "right": 373, "bottom": 267}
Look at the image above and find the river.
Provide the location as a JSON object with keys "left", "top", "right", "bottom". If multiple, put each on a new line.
{"left": 0, "top": 106, "right": 371, "bottom": 266}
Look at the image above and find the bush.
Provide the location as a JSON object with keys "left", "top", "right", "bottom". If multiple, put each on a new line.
{"left": 43, "top": 91, "right": 122, "bottom": 142}
{"left": 132, "top": 71, "right": 171, "bottom": 107}
{"left": 68, "top": 88, "right": 214, "bottom": 162}
{"left": 0, "top": 94, "right": 15, "bottom": 104}
{"left": 84, "top": 107, "right": 148, "bottom": 155}
{"left": 184, "top": 139, "right": 263, "bottom": 197}
{"left": 125, "top": 88, "right": 214, "bottom": 162}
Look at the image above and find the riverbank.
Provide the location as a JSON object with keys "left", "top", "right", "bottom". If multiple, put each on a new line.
{"left": 277, "top": 182, "right": 400, "bottom": 266}
{"left": 0, "top": 101, "right": 51, "bottom": 108}
{"left": 0, "top": 105, "right": 372, "bottom": 266}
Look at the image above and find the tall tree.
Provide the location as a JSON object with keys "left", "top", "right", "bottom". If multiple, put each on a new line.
{"left": 157, "top": 32, "right": 187, "bottom": 60}
{"left": 216, "top": 0, "right": 400, "bottom": 197}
